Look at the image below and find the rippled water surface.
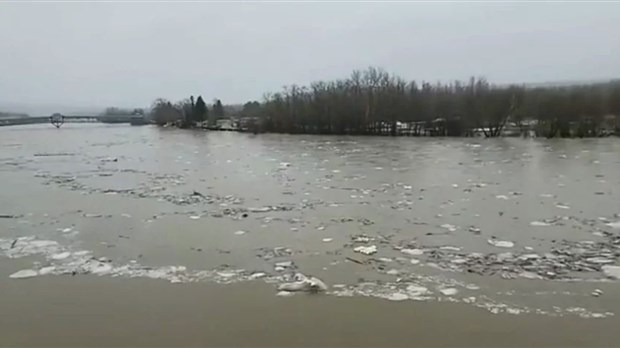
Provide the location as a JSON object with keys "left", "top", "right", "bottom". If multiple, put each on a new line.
{"left": 2, "top": 124, "right": 620, "bottom": 321}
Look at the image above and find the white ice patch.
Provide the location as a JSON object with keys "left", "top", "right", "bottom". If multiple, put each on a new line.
{"left": 50, "top": 252, "right": 71, "bottom": 260}
{"left": 606, "top": 221, "right": 620, "bottom": 229}
{"left": 530, "top": 221, "right": 552, "bottom": 227}
{"left": 276, "top": 291, "right": 295, "bottom": 297}
{"left": 495, "top": 195, "right": 509, "bottom": 200}
{"left": 440, "top": 224, "right": 458, "bottom": 232}
{"left": 488, "top": 240, "right": 514, "bottom": 248}
{"left": 439, "top": 288, "right": 458, "bottom": 296}
{"left": 277, "top": 273, "right": 327, "bottom": 293}
{"left": 384, "top": 292, "right": 409, "bottom": 301}
{"left": 354, "top": 245, "right": 377, "bottom": 255}
{"left": 0, "top": 237, "right": 61, "bottom": 258}
{"left": 440, "top": 246, "right": 461, "bottom": 251}
{"left": 401, "top": 248, "right": 424, "bottom": 256}
{"left": 234, "top": 230, "right": 247, "bottom": 235}
{"left": 586, "top": 257, "right": 614, "bottom": 264}
{"left": 9, "top": 269, "right": 38, "bottom": 279}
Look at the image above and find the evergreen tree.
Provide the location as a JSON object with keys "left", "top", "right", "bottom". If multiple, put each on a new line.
{"left": 213, "top": 99, "right": 225, "bottom": 119}
{"left": 194, "top": 96, "right": 207, "bottom": 122}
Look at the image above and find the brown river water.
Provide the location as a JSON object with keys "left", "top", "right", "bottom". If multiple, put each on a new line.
{"left": 1, "top": 123, "right": 620, "bottom": 346}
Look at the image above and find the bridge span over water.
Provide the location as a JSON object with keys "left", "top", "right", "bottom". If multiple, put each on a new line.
{"left": 0, "top": 114, "right": 141, "bottom": 127}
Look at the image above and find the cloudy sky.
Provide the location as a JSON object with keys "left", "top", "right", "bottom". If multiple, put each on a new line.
{"left": 1, "top": 2, "right": 619, "bottom": 114}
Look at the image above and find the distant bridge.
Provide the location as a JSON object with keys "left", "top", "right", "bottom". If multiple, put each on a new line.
{"left": 0, "top": 114, "right": 140, "bottom": 127}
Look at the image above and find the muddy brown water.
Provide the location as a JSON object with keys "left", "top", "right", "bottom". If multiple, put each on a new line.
{"left": 1, "top": 123, "right": 620, "bottom": 346}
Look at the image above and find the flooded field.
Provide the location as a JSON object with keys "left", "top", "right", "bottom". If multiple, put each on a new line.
{"left": 1, "top": 123, "right": 620, "bottom": 345}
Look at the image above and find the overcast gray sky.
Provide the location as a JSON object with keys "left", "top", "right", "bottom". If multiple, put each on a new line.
{"left": 1, "top": 2, "right": 619, "bottom": 114}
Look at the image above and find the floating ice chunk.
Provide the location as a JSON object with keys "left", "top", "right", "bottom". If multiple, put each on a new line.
{"left": 530, "top": 221, "right": 552, "bottom": 227}
{"left": 406, "top": 284, "right": 430, "bottom": 297}
{"left": 439, "top": 288, "right": 458, "bottom": 296}
{"left": 487, "top": 240, "right": 514, "bottom": 248}
{"left": 401, "top": 248, "right": 423, "bottom": 256}
{"left": 354, "top": 245, "right": 377, "bottom": 255}
{"left": 275, "top": 261, "right": 293, "bottom": 269}
{"left": 83, "top": 213, "right": 102, "bottom": 218}
{"left": 10, "top": 269, "right": 38, "bottom": 279}
{"left": 276, "top": 291, "right": 295, "bottom": 297}
{"left": 586, "top": 257, "right": 614, "bottom": 264}
{"left": 385, "top": 292, "right": 409, "bottom": 301}
{"left": 539, "top": 194, "right": 554, "bottom": 198}
{"left": 316, "top": 226, "right": 326, "bottom": 231}
{"left": 248, "top": 272, "right": 266, "bottom": 280}
{"left": 606, "top": 221, "right": 620, "bottom": 229}
{"left": 440, "top": 246, "right": 461, "bottom": 251}
{"left": 38, "top": 266, "right": 55, "bottom": 275}
{"left": 440, "top": 224, "right": 458, "bottom": 232}
{"left": 555, "top": 204, "right": 570, "bottom": 210}
{"left": 234, "top": 230, "right": 246, "bottom": 235}
{"left": 90, "top": 263, "right": 114, "bottom": 275}
{"left": 410, "top": 259, "right": 420, "bottom": 265}
{"left": 61, "top": 228, "right": 73, "bottom": 233}
{"left": 248, "top": 207, "right": 271, "bottom": 213}
{"left": 322, "top": 238, "right": 333, "bottom": 243}
{"left": 50, "top": 252, "right": 71, "bottom": 260}
{"left": 217, "top": 271, "right": 237, "bottom": 278}
{"left": 189, "top": 215, "right": 201, "bottom": 220}
{"left": 386, "top": 269, "right": 400, "bottom": 276}
{"left": 495, "top": 195, "right": 509, "bottom": 200}
{"left": 121, "top": 213, "right": 132, "bottom": 218}
{"left": 278, "top": 273, "right": 327, "bottom": 293}
{"left": 354, "top": 236, "right": 372, "bottom": 243}
{"left": 519, "top": 271, "right": 542, "bottom": 280}
{"left": 451, "top": 258, "right": 468, "bottom": 264}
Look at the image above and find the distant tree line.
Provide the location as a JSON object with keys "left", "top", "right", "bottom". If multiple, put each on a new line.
{"left": 252, "top": 67, "right": 620, "bottom": 138}
{"left": 150, "top": 96, "right": 225, "bottom": 128}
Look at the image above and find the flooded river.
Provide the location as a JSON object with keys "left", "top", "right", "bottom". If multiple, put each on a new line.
{"left": 1, "top": 124, "right": 620, "bottom": 346}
